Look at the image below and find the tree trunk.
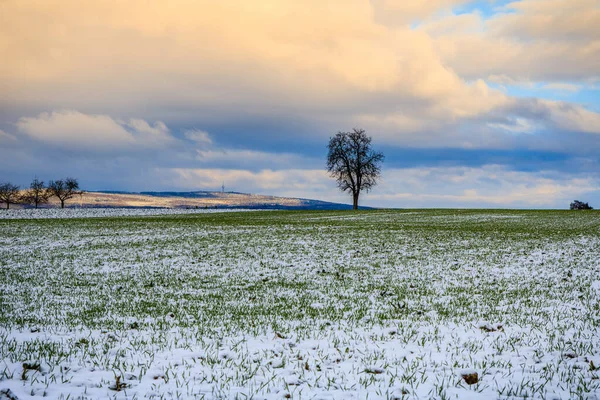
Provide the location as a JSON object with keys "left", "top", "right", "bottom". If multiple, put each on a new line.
{"left": 6, "top": 202, "right": 9, "bottom": 210}
{"left": 352, "top": 191, "right": 359, "bottom": 210}
{"left": 61, "top": 200, "right": 65, "bottom": 209}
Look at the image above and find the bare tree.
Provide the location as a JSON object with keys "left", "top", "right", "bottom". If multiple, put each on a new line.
{"left": 48, "top": 178, "right": 83, "bottom": 208}
{"left": 0, "top": 182, "right": 20, "bottom": 210}
{"left": 327, "top": 128, "right": 384, "bottom": 210}
{"left": 20, "top": 178, "right": 51, "bottom": 208}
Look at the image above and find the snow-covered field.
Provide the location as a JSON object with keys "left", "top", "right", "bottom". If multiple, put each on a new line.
{"left": 0, "top": 208, "right": 258, "bottom": 220}
{"left": 1, "top": 209, "right": 599, "bottom": 399}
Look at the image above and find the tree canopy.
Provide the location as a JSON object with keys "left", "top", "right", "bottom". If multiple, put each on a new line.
{"left": 0, "top": 183, "right": 20, "bottom": 209}
{"left": 48, "top": 178, "right": 83, "bottom": 208}
{"left": 327, "top": 128, "right": 384, "bottom": 210}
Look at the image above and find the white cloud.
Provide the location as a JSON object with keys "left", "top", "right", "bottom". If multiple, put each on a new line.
{"left": 540, "top": 100, "right": 600, "bottom": 134}
{"left": 487, "top": 74, "right": 535, "bottom": 88}
{"left": 184, "top": 129, "right": 213, "bottom": 147}
{"left": 17, "top": 110, "right": 135, "bottom": 148}
{"left": 0, "top": 129, "right": 17, "bottom": 143}
{"left": 16, "top": 110, "right": 176, "bottom": 150}
{"left": 125, "top": 119, "right": 174, "bottom": 146}
{"left": 541, "top": 83, "right": 582, "bottom": 92}
{"left": 488, "top": 117, "right": 539, "bottom": 134}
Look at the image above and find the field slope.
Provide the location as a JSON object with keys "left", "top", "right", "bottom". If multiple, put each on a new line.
{"left": 31, "top": 190, "right": 357, "bottom": 210}
{"left": 0, "top": 209, "right": 599, "bottom": 399}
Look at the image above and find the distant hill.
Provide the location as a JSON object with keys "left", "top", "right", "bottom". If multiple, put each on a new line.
{"left": 47, "top": 190, "right": 363, "bottom": 210}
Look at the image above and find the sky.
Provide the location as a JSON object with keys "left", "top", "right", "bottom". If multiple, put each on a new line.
{"left": 1, "top": 0, "right": 599, "bottom": 208}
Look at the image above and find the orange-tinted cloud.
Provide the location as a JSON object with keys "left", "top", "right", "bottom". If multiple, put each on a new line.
{"left": 0, "top": 0, "right": 507, "bottom": 127}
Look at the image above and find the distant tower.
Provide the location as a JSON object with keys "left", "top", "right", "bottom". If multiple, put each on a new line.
{"left": 221, "top": 181, "right": 225, "bottom": 193}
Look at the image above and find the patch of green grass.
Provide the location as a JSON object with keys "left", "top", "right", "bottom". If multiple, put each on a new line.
{"left": 0, "top": 209, "right": 599, "bottom": 398}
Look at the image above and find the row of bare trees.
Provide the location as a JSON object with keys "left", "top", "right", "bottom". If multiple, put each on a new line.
{"left": 0, "top": 178, "right": 83, "bottom": 210}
